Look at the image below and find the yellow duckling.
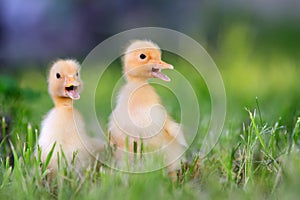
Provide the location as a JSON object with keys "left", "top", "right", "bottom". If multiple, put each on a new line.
{"left": 109, "top": 40, "right": 187, "bottom": 173}
{"left": 38, "top": 59, "right": 104, "bottom": 176}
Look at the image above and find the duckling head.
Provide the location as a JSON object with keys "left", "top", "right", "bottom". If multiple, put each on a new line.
{"left": 123, "top": 40, "right": 173, "bottom": 82}
{"left": 48, "top": 59, "right": 82, "bottom": 101}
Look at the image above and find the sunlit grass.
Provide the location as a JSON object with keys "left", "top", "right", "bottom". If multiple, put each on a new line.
{"left": 1, "top": 111, "right": 299, "bottom": 199}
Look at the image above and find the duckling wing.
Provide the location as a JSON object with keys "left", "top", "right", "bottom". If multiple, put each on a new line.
{"left": 164, "top": 119, "right": 188, "bottom": 148}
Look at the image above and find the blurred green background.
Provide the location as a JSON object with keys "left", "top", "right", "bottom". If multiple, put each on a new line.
{"left": 0, "top": 0, "right": 299, "bottom": 135}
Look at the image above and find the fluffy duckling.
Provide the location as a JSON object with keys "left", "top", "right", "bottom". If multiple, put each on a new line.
{"left": 109, "top": 40, "right": 187, "bottom": 172}
{"left": 38, "top": 59, "right": 104, "bottom": 177}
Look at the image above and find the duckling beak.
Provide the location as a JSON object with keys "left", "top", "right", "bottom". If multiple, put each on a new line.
{"left": 151, "top": 60, "right": 174, "bottom": 82}
{"left": 65, "top": 77, "right": 81, "bottom": 100}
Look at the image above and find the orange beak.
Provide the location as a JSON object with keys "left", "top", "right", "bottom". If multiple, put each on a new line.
{"left": 155, "top": 60, "right": 174, "bottom": 70}
{"left": 64, "top": 76, "right": 81, "bottom": 100}
{"left": 151, "top": 60, "right": 174, "bottom": 82}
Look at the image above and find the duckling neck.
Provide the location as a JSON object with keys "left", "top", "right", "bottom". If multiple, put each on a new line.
{"left": 53, "top": 97, "right": 73, "bottom": 108}
{"left": 126, "top": 76, "right": 148, "bottom": 84}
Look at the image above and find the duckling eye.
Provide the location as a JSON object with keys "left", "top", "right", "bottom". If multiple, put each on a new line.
{"left": 56, "top": 73, "right": 61, "bottom": 79}
{"left": 139, "top": 54, "right": 146, "bottom": 60}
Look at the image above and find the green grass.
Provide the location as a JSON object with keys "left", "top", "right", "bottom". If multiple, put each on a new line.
{"left": 1, "top": 25, "right": 300, "bottom": 199}
{"left": 1, "top": 108, "right": 300, "bottom": 199}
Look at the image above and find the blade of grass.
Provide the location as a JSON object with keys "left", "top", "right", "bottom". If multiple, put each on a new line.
{"left": 27, "top": 123, "right": 34, "bottom": 152}
{"left": 247, "top": 109, "right": 267, "bottom": 153}
{"left": 9, "top": 140, "right": 28, "bottom": 193}
{"left": 290, "top": 117, "right": 300, "bottom": 153}
{"left": 1, "top": 117, "right": 7, "bottom": 156}
{"left": 255, "top": 97, "right": 263, "bottom": 126}
{"left": 0, "top": 165, "right": 12, "bottom": 189}
{"left": 140, "top": 138, "right": 144, "bottom": 159}
{"left": 133, "top": 141, "right": 137, "bottom": 154}
{"left": 42, "top": 142, "right": 56, "bottom": 172}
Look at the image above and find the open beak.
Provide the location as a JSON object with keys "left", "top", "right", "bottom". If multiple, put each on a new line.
{"left": 151, "top": 60, "right": 174, "bottom": 82}
{"left": 64, "top": 77, "right": 81, "bottom": 100}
